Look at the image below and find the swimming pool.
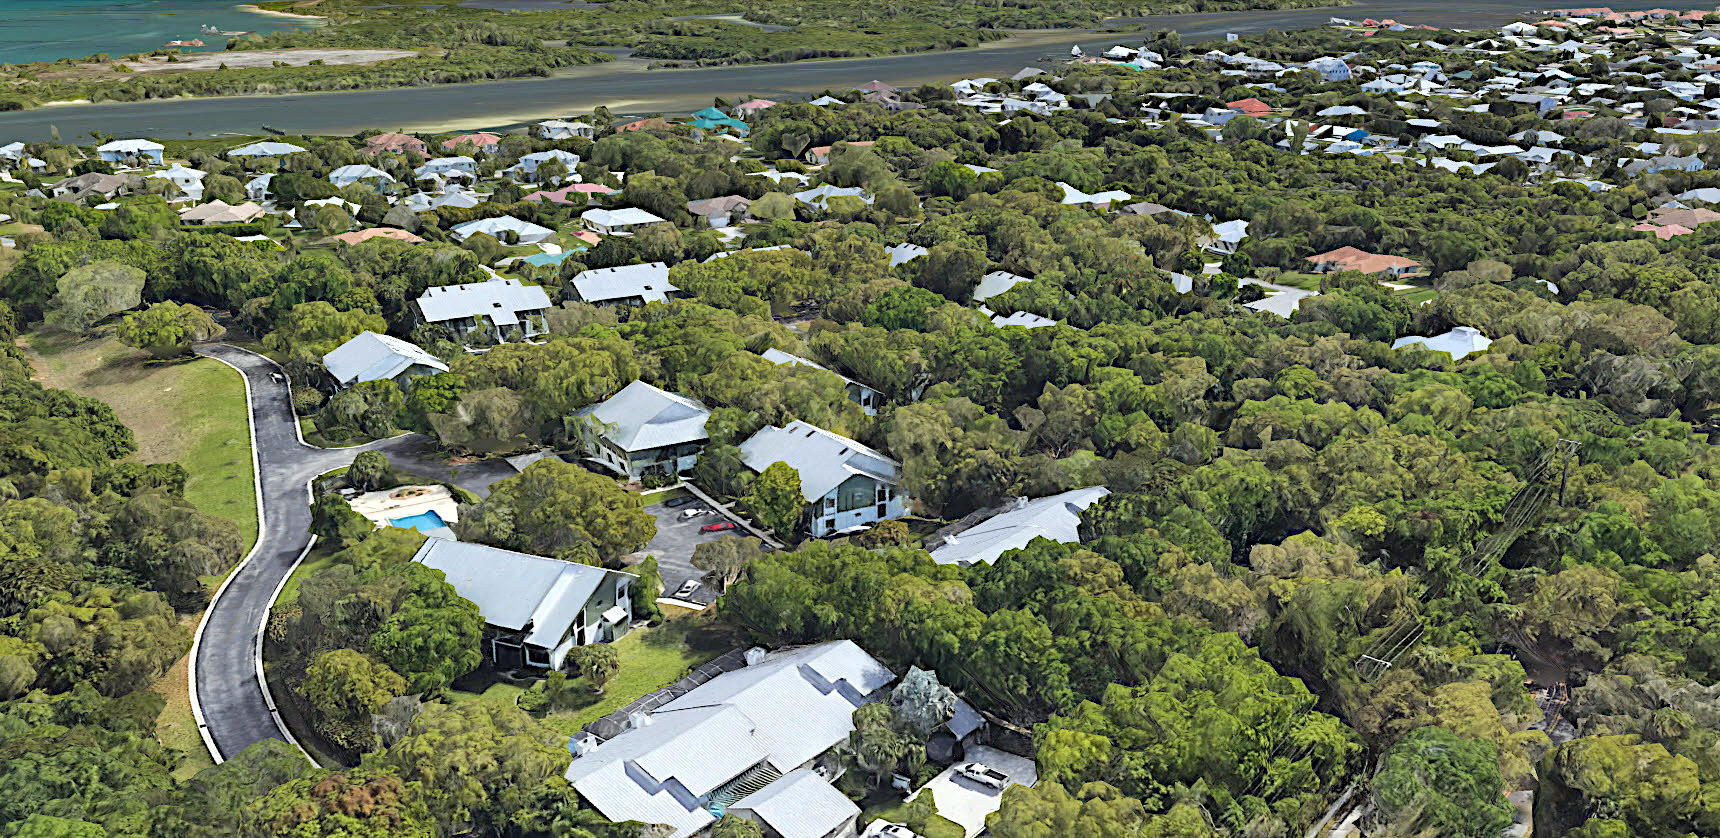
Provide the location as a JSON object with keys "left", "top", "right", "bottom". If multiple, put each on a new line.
{"left": 389, "top": 510, "right": 448, "bottom": 532}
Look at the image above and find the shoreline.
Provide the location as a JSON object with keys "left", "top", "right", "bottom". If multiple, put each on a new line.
{"left": 236, "top": 3, "right": 326, "bottom": 21}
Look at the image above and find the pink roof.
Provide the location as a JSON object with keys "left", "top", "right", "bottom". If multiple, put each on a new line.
{"left": 1633, "top": 222, "right": 1694, "bottom": 239}
{"left": 736, "top": 98, "right": 778, "bottom": 110}
{"left": 443, "top": 132, "right": 502, "bottom": 150}
{"left": 332, "top": 228, "right": 424, "bottom": 245}
{"left": 522, "top": 183, "right": 617, "bottom": 204}
{"left": 1226, "top": 97, "right": 1274, "bottom": 116}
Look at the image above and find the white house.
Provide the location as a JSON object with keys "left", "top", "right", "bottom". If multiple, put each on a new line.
{"left": 413, "top": 156, "right": 477, "bottom": 181}
{"left": 791, "top": 184, "right": 872, "bottom": 210}
{"left": 564, "top": 640, "right": 891, "bottom": 838}
{"left": 569, "top": 262, "right": 680, "bottom": 307}
{"left": 536, "top": 119, "right": 595, "bottom": 140}
{"left": 573, "top": 380, "right": 709, "bottom": 480}
{"left": 1307, "top": 56, "right": 1352, "bottom": 81}
{"left": 228, "top": 141, "right": 305, "bottom": 158}
{"left": 738, "top": 420, "right": 908, "bottom": 537}
{"left": 414, "top": 539, "right": 635, "bottom": 670}
{"left": 416, "top": 277, "right": 552, "bottom": 342}
{"left": 1392, "top": 326, "right": 1493, "bottom": 359}
{"left": 886, "top": 242, "right": 928, "bottom": 267}
{"left": 321, "top": 331, "right": 449, "bottom": 390}
{"left": 929, "top": 487, "right": 1110, "bottom": 566}
{"left": 328, "top": 164, "right": 395, "bottom": 189}
{"left": 150, "top": 164, "right": 206, "bottom": 199}
{"left": 973, "top": 271, "right": 1032, "bottom": 303}
{"left": 761, "top": 348, "right": 883, "bottom": 416}
{"left": 97, "top": 139, "right": 164, "bottom": 165}
{"left": 512, "top": 149, "right": 583, "bottom": 180}
{"left": 451, "top": 215, "right": 556, "bottom": 245}
{"left": 581, "top": 207, "right": 668, "bottom": 236}
{"left": 245, "top": 173, "right": 273, "bottom": 202}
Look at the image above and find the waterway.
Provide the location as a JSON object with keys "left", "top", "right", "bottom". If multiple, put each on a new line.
{"left": 0, "top": 0, "right": 320, "bottom": 65}
{"left": 0, "top": 0, "right": 1685, "bottom": 140}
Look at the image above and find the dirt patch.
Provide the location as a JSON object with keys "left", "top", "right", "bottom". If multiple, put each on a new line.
{"left": 18, "top": 328, "right": 195, "bottom": 465}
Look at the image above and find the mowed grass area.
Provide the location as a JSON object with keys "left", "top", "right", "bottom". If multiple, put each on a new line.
{"left": 449, "top": 618, "right": 734, "bottom": 736}
{"left": 22, "top": 327, "right": 258, "bottom": 549}
{"left": 20, "top": 326, "right": 258, "bottom": 778}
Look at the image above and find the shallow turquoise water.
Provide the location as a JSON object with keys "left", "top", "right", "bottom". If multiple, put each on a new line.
{"left": 0, "top": 0, "right": 319, "bottom": 64}
{"left": 389, "top": 510, "right": 448, "bottom": 532}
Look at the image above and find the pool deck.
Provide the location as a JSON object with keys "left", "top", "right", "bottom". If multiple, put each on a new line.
{"left": 347, "top": 485, "right": 460, "bottom": 530}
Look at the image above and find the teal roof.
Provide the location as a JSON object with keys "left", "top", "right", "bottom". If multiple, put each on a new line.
{"left": 691, "top": 106, "right": 728, "bottom": 120}
{"left": 521, "top": 251, "right": 574, "bottom": 267}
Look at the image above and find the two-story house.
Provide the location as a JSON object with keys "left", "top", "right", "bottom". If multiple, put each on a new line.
{"left": 573, "top": 381, "right": 710, "bottom": 481}
{"left": 738, "top": 421, "right": 908, "bottom": 537}
{"left": 760, "top": 349, "right": 883, "bottom": 416}
{"left": 321, "top": 331, "right": 449, "bottom": 391}
{"left": 413, "top": 539, "right": 635, "bottom": 670}
{"left": 415, "top": 278, "right": 552, "bottom": 342}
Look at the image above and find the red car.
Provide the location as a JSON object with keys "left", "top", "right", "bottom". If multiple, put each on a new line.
{"left": 700, "top": 521, "right": 736, "bottom": 533}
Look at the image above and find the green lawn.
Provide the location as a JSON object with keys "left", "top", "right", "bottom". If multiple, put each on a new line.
{"left": 274, "top": 542, "right": 340, "bottom": 608}
{"left": 863, "top": 796, "right": 965, "bottom": 838}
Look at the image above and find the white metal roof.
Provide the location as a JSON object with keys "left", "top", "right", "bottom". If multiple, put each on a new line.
{"left": 973, "top": 271, "right": 1031, "bottom": 303}
{"left": 98, "top": 139, "right": 163, "bottom": 153}
{"left": 570, "top": 262, "right": 677, "bottom": 304}
{"left": 329, "top": 164, "right": 394, "bottom": 183}
{"left": 451, "top": 215, "right": 555, "bottom": 242}
{"left": 1392, "top": 326, "right": 1493, "bottom": 359}
{"left": 738, "top": 421, "right": 899, "bottom": 501}
{"left": 732, "top": 770, "right": 859, "bottom": 838}
{"left": 321, "top": 331, "right": 448, "bottom": 387}
{"left": 886, "top": 242, "right": 928, "bottom": 266}
{"left": 413, "top": 539, "right": 632, "bottom": 650}
{"left": 574, "top": 380, "right": 709, "bottom": 452}
{"left": 566, "top": 641, "right": 893, "bottom": 838}
{"left": 229, "top": 141, "right": 305, "bottom": 157}
{"left": 582, "top": 207, "right": 667, "bottom": 228}
{"left": 929, "top": 487, "right": 1110, "bottom": 566}
{"left": 416, "top": 278, "right": 551, "bottom": 327}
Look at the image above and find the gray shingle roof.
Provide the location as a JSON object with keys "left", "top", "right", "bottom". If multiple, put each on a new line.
{"left": 732, "top": 769, "right": 859, "bottom": 838}
{"left": 574, "top": 380, "right": 709, "bottom": 452}
{"left": 321, "top": 331, "right": 448, "bottom": 387}
{"left": 929, "top": 486, "right": 1110, "bottom": 566}
{"left": 737, "top": 421, "right": 900, "bottom": 501}
{"left": 416, "top": 278, "right": 551, "bottom": 327}
{"left": 412, "top": 539, "right": 632, "bottom": 649}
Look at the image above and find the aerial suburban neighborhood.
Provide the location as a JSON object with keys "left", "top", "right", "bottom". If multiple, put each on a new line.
{"left": 4, "top": 2, "right": 1720, "bottom": 838}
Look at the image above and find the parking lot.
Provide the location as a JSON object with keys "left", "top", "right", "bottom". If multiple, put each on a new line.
{"left": 633, "top": 498, "right": 757, "bottom": 606}
{"left": 909, "top": 745, "right": 1037, "bottom": 838}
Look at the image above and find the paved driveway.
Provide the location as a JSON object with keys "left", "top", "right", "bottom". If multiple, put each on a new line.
{"left": 635, "top": 500, "right": 755, "bottom": 605}
{"left": 910, "top": 745, "right": 1038, "bottom": 838}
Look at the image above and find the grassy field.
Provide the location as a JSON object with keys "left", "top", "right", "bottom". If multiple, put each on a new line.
{"left": 22, "top": 327, "right": 259, "bottom": 549}
{"left": 449, "top": 619, "right": 730, "bottom": 735}
{"left": 21, "top": 326, "right": 259, "bottom": 778}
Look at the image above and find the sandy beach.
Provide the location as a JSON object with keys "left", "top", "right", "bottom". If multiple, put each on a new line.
{"left": 236, "top": 2, "right": 324, "bottom": 21}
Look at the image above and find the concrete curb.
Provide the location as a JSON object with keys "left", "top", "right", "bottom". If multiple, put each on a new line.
{"left": 187, "top": 346, "right": 316, "bottom": 767}
{"left": 202, "top": 344, "right": 411, "bottom": 452}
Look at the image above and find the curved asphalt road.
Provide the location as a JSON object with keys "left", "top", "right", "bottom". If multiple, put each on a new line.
{"left": 0, "top": 0, "right": 1622, "bottom": 140}
{"left": 191, "top": 344, "right": 507, "bottom": 762}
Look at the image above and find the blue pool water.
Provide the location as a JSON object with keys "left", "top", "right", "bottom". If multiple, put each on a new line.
{"left": 389, "top": 510, "right": 447, "bottom": 532}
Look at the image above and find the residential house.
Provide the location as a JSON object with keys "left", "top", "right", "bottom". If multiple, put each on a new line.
{"left": 615, "top": 117, "right": 671, "bottom": 133}
{"left": 734, "top": 98, "right": 779, "bottom": 119}
{"left": 50, "top": 172, "right": 141, "bottom": 203}
{"left": 1306, "top": 245, "right": 1423, "bottom": 277}
{"left": 450, "top": 215, "right": 556, "bottom": 245}
{"left": 177, "top": 200, "right": 264, "bottom": 225}
{"left": 730, "top": 769, "right": 860, "bottom": 838}
{"left": 245, "top": 173, "right": 273, "bottom": 202}
{"left": 228, "top": 141, "right": 306, "bottom": 159}
{"left": 322, "top": 331, "right": 448, "bottom": 390}
{"left": 405, "top": 188, "right": 482, "bottom": 213}
{"left": 761, "top": 348, "right": 884, "bottom": 416}
{"left": 686, "top": 195, "right": 752, "bottom": 227}
{"left": 582, "top": 207, "right": 668, "bottom": 236}
{"left": 929, "top": 486, "right": 1111, "bottom": 566}
{"left": 886, "top": 242, "right": 928, "bottom": 266}
{"left": 984, "top": 308, "right": 1058, "bottom": 329}
{"left": 414, "top": 539, "right": 635, "bottom": 670}
{"left": 792, "top": 184, "right": 872, "bottom": 210}
{"left": 738, "top": 420, "right": 908, "bottom": 537}
{"left": 973, "top": 271, "right": 1031, "bottom": 303}
{"left": 416, "top": 277, "right": 552, "bottom": 342}
{"left": 442, "top": 132, "right": 503, "bottom": 153}
{"left": 96, "top": 139, "right": 164, "bottom": 166}
{"left": 328, "top": 164, "right": 395, "bottom": 189}
{"left": 363, "top": 132, "right": 428, "bottom": 156}
{"left": 1392, "top": 326, "right": 1493, "bottom": 359}
{"left": 512, "top": 149, "right": 582, "bottom": 181}
{"left": 804, "top": 140, "right": 874, "bottom": 166}
{"left": 1308, "top": 56, "right": 1353, "bottom": 81}
{"left": 536, "top": 119, "right": 595, "bottom": 140}
{"left": 568, "top": 262, "right": 680, "bottom": 307}
{"left": 573, "top": 380, "right": 709, "bottom": 480}
{"left": 413, "top": 156, "right": 477, "bottom": 182}
{"left": 0, "top": 142, "right": 46, "bottom": 174}
{"left": 151, "top": 164, "right": 206, "bottom": 199}
{"left": 1208, "top": 219, "right": 1250, "bottom": 254}
{"left": 564, "top": 641, "right": 892, "bottom": 838}
{"left": 523, "top": 183, "right": 617, "bottom": 205}
{"left": 331, "top": 228, "right": 425, "bottom": 245}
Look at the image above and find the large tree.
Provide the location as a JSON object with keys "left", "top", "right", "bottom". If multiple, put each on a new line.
{"left": 456, "top": 457, "right": 654, "bottom": 561}
{"left": 741, "top": 461, "right": 805, "bottom": 537}
{"left": 115, "top": 301, "right": 224, "bottom": 358}
{"left": 1370, "top": 726, "right": 1513, "bottom": 838}
{"left": 46, "top": 261, "right": 145, "bottom": 333}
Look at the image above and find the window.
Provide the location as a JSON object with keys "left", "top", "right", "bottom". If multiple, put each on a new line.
{"left": 836, "top": 478, "right": 872, "bottom": 513}
{"left": 825, "top": 497, "right": 836, "bottom": 513}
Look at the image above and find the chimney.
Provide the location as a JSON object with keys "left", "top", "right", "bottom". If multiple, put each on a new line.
{"left": 629, "top": 711, "right": 652, "bottom": 729}
{"left": 745, "top": 647, "right": 767, "bottom": 666}
{"left": 1015, "top": 496, "right": 1029, "bottom": 510}
{"left": 572, "top": 734, "right": 600, "bottom": 757}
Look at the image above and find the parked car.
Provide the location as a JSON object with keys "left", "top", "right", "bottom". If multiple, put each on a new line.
{"left": 956, "top": 762, "right": 1009, "bottom": 790}
{"left": 673, "top": 579, "right": 702, "bottom": 599}
{"left": 664, "top": 496, "right": 697, "bottom": 508}
{"left": 877, "top": 825, "right": 920, "bottom": 838}
{"left": 680, "top": 507, "right": 714, "bottom": 519}
{"left": 700, "top": 521, "right": 736, "bottom": 533}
